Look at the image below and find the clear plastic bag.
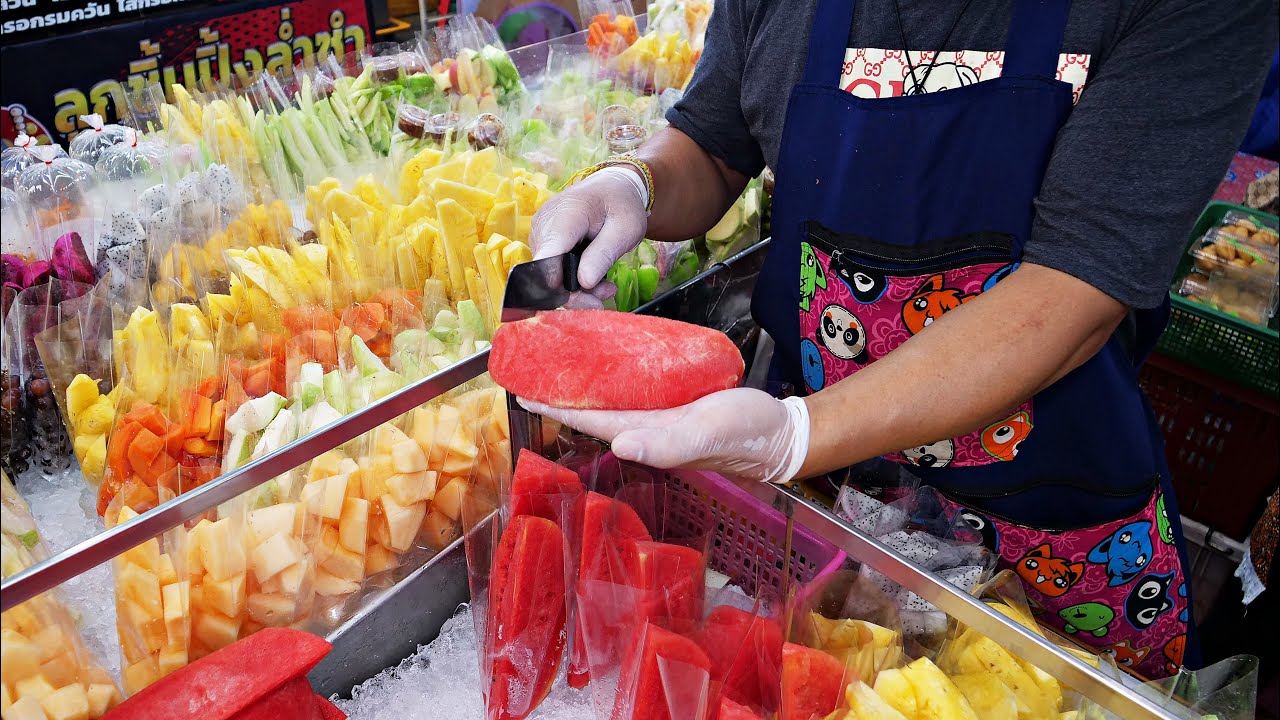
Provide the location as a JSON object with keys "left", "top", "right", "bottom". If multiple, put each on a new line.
{"left": 69, "top": 113, "right": 129, "bottom": 165}
{"left": 94, "top": 128, "right": 166, "bottom": 182}
{"left": 2, "top": 133, "right": 66, "bottom": 190}
{"left": 14, "top": 145, "right": 97, "bottom": 253}
{"left": 1092, "top": 655, "right": 1261, "bottom": 720}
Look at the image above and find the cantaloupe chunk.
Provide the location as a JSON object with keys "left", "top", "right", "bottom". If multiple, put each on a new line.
{"left": 247, "top": 593, "right": 296, "bottom": 627}
{"left": 30, "top": 624, "right": 68, "bottom": 663}
{"left": 156, "top": 553, "right": 178, "bottom": 586}
{"left": 381, "top": 496, "right": 427, "bottom": 552}
{"left": 391, "top": 439, "right": 428, "bottom": 473}
{"left": 162, "top": 581, "right": 189, "bottom": 648}
{"left": 307, "top": 451, "right": 349, "bottom": 482}
{"left": 41, "top": 684, "right": 90, "bottom": 720}
{"left": 313, "top": 570, "right": 359, "bottom": 597}
{"left": 302, "top": 474, "right": 348, "bottom": 520}
{"left": 250, "top": 531, "right": 301, "bottom": 583}
{"left": 364, "top": 544, "right": 398, "bottom": 575}
{"left": 386, "top": 471, "right": 436, "bottom": 506}
{"left": 0, "top": 628, "right": 41, "bottom": 682}
{"left": 86, "top": 683, "right": 118, "bottom": 716}
{"left": 186, "top": 518, "right": 213, "bottom": 577}
{"left": 123, "top": 656, "right": 161, "bottom": 695}
{"left": 199, "top": 518, "right": 246, "bottom": 582}
{"left": 373, "top": 424, "right": 413, "bottom": 453}
{"left": 432, "top": 478, "right": 465, "bottom": 520}
{"left": 119, "top": 563, "right": 163, "bottom": 620}
{"left": 339, "top": 498, "right": 370, "bottom": 553}
{"left": 248, "top": 504, "right": 296, "bottom": 542}
{"left": 315, "top": 526, "right": 340, "bottom": 566}
{"left": 5, "top": 696, "right": 45, "bottom": 720}
{"left": 123, "top": 537, "right": 161, "bottom": 574}
{"left": 157, "top": 646, "right": 188, "bottom": 678}
{"left": 203, "top": 574, "right": 246, "bottom": 618}
{"left": 421, "top": 509, "right": 460, "bottom": 550}
{"left": 38, "top": 650, "right": 78, "bottom": 687}
{"left": 194, "top": 611, "right": 240, "bottom": 652}
{"left": 277, "top": 562, "right": 306, "bottom": 596}
{"left": 14, "top": 674, "right": 55, "bottom": 702}
{"left": 321, "top": 544, "right": 364, "bottom": 583}
{"left": 3, "top": 603, "right": 40, "bottom": 636}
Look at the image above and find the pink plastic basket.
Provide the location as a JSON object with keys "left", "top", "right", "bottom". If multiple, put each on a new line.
{"left": 652, "top": 468, "right": 847, "bottom": 598}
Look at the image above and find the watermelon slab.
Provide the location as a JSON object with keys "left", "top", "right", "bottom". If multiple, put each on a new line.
{"left": 717, "top": 697, "right": 765, "bottom": 720}
{"left": 693, "top": 606, "right": 783, "bottom": 713}
{"left": 613, "top": 623, "right": 714, "bottom": 720}
{"left": 780, "top": 643, "right": 848, "bottom": 720}
{"left": 570, "top": 492, "right": 653, "bottom": 688}
{"left": 486, "top": 515, "right": 569, "bottom": 720}
{"left": 624, "top": 540, "right": 707, "bottom": 634}
{"left": 509, "top": 449, "right": 585, "bottom": 522}
{"left": 105, "top": 628, "right": 333, "bottom": 720}
{"left": 489, "top": 310, "right": 745, "bottom": 410}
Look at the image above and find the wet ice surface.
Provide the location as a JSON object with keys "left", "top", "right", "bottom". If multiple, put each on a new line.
{"left": 336, "top": 584, "right": 755, "bottom": 720}
{"left": 336, "top": 605, "right": 594, "bottom": 720}
{"left": 16, "top": 465, "right": 120, "bottom": 681}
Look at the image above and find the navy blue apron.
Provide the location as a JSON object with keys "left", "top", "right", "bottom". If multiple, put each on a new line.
{"left": 751, "top": 0, "right": 1198, "bottom": 677}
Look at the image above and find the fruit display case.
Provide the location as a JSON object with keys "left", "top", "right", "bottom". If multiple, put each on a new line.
{"left": 2, "top": 239, "right": 1199, "bottom": 720}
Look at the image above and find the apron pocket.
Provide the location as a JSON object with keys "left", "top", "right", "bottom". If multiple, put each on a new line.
{"left": 800, "top": 222, "right": 1031, "bottom": 468}
{"left": 936, "top": 479, "right": 1190, "bottom": 680}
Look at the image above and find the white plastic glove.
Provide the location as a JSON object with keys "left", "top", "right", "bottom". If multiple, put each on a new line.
{"left": 530, "top": 166, "right": 649, "bottom": 292}
{"left": 520, "top": 388, "right": 812, "bottom": 484}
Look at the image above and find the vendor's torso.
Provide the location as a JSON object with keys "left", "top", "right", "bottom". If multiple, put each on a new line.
{"left": 732, "top": 0, "right": 1138, "bottom": 173}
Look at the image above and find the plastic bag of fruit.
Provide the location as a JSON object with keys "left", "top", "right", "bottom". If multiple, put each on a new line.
{"left": 704, "top": 176, "right": 765, "bottom": 263}
{"left": 431, "top": 15, "right": 524, "bottom": 109}
{"left": 14, "top": 146, "right": 98, "bottom": 257}
{"left": 2, "top": 134, "right": 67, "bottom": 190}
{"left": 581, "top": 0, "right": 640, "bottom": 58}
{"left": 69, "top": 113, "right": 129, "bottom": 166}
{"left": 1, "top": 470, "right": 123, "bottom": 717}
{"left": 1088, "top": 654, "right": 1260, "bottom": 720}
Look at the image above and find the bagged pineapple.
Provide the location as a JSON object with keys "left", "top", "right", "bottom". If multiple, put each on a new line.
{"left": 1, "top": 471, "right": 123, "bottom": 718}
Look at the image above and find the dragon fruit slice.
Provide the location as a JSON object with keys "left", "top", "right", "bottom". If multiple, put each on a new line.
{"left": 50, "top": 232, "right": 96, "bottom": 286}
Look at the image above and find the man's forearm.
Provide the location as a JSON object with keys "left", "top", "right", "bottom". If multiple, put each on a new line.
{"left": 799, "top": 263, "right": 1126, "bottom": 478}
{"left": 635, "top": 127, "right": 750, "bottom": 242}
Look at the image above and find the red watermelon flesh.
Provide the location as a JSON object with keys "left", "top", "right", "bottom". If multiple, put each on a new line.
{"left": 694, "top": 606, "right": 783, "bottom": 713}
{"left": 717, "top": 697, "right": 765, "bottom": 720}
{"left": 489, "top": 310, "right": 745, "bottom": 410}
{"left": 486, "top": 515, "right": 569, "bottom": 720}
{"left": 780, "top": 643, "right": 848, "bottom": 720}
{"left": 509, "top": 449, "right": 585, "bottom": 523}
{"left": 613, "top": 623, "right": 714, "bottom": 720}
{"left": 229, "top": 678, "right": 323, "bottom": 720}
{"left": 624, "top": 540, "right": 707, "bottom": 634}
{"left": 103, "top": 627, "right": 332, "bottom": 720}
{"left": 570, "top": 492, "right": 654, "bottom": 688}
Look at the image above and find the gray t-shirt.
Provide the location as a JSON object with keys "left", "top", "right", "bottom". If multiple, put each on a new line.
{"left": 667, "top": 0, "right": 1277, "bottom": 308}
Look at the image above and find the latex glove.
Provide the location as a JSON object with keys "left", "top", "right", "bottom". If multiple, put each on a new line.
{"left": 520, "top": 388, "right": 811, "bottom": 484}
{"left": 530, "top": 166, "right": 649, "bottom": 291}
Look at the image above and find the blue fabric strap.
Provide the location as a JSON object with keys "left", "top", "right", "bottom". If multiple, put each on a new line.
{"left": 1003, "top": 0, "right": 1072, "bottom": 78}
{"left": 803, "top": 0, "right": 857, "bottom": 87}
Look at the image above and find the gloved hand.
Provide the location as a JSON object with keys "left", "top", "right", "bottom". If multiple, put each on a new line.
{"left": 530, "top": 166, "right": 649, "bottom": 291}
{"left": 520, "top": 388, "right": 812, "bottom": 484}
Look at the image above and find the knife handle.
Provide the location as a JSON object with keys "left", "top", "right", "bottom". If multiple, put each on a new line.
{"left": 563, "top": 239, "right": 591, "bottom": 293}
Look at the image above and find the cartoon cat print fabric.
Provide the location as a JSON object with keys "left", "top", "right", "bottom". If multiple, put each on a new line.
{"left": 798, "top": 243, "right": 1030, "bottom": 467}
{"left": 945, "top": 493, "right": 1187, "bottom": 679}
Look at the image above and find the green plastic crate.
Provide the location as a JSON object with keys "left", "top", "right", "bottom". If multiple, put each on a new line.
{"left": 1157, "top": 201, "right": 1279, "bottom": 397}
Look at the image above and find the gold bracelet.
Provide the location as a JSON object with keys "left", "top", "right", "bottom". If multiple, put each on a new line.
{"left": 564, "top": 154, "right": 656, "bottom": 214}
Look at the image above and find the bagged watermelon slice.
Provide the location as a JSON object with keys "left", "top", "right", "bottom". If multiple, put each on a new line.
{"left": 694, "top": 605, "right": 784, "bottom": 715}
{"left": 489, "top": 310, "right": 744, "bottom": 410}
{"left": 780, "top": 642, "right": 849, "bottom": 720}
{"left": 613, "top": 622, "right": 714, "bottom": 720}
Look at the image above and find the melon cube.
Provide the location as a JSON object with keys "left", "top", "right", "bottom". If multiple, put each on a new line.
{"left": 15, "top": 674, "right": 56, "bottom": 702}
{"left": 302, "top": 474, "right": 348, "bottom": 520}
{"left": 203, "top": 574, "right": 246, "bottom": 618}
{"left": 386, "top": 471, "right": 436, "bottom": 506}
{"left": 276, "top": 562, "right": 306, "bottom": 596}
{"left": 390, "top": 439, "right": 427, "bottom": 473}
{"left": 364, "top": 544, "right": 398, "bottom": 575}
{"left": 3, "top": 603, "right": 41, "bottom": 635}
{"left": 119, "top": 564, "right": 163, "bottom": 620}
{"left": 250, "top": 531, "right": 301, "bottom": 583}
{"left": 161, "top": 581, "right": 189, "bottom": 648}
{"left": 157, "top": 646, "right": 188, "bottom": 678}
{"left": 123, "top": 537, "right": 161, "bottom": 574}
{"left": 315, "top": 526, "right": 340, "bottom": 566}
{"left": 41, "top": 684, "right": 90, "bottom": 720}
{"left": 313, "top": 570, "right": 359, "bottom": 597}
{"left": 123, "top": 656, "right": 161, "bottom": 695}
{"left": 432, "top": 478, "right": 465, "bottom": 520}
{"left": 307, "top": 451, "right": 348, "bottom": 482}
{"left": 422, "top": 509, "right": 460, "bottom": 550}
{"left": 246, "top": 593, "right": 297, "bottom": 627}
{"left": 1, "top": 682, "right": 11, "bottom": 711}
{"left": 194, "top": 611, "right": 241, "bottom": 652}
{"left": 31, "top": 624, "right": 68, "bottom": 662}
{"left": 4, "top": 696, "right": 45, "bottom": 720}
{"left": 140, "top": 617, "right": 167, "bottom": 655}
{"left": 248, "top": 504, "right": 296, "bottom": 543}
{"left": 374, "top": 424, "right": 413, "bottom": 454}
{"left": 321, "top": 544, "right": 364, "bottom": 583}
{"left": 86, "top": 684, "right": 118, "bottom": 717}
{"left": 199, "top": 519, "right": 246, "bottom": 582}
{"left": 39, "top": 650, "right": 78, "bottom": 688}
{"left": 156, "top": 553, "right": 179, "bottom": 586}
{"left": 360, "top": 460, "right": 389, "bottom": 500}
{"left": 441, "top": 450, "right": 479, "bottom": 478}
{"left": 1, "top": 629, "right": 40, "bottom": 681}
{"left": 115, "top": 618, "right": 149, "bottom": 665}
{"left": 186, "top": 519, "right": 213, "bottom": 577}
{"left": 339, "top": 498, "right": 370, "bottom": 554}
{"left": 380, "top": 496, "right": 427, "bottom": 552}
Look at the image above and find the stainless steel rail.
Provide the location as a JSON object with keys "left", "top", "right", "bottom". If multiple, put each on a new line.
{"left": 740, "top": 481, "right": 1184, "bottom": 720}
{"left": 0, "top": 351, "right": 492, "bottom": 611}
